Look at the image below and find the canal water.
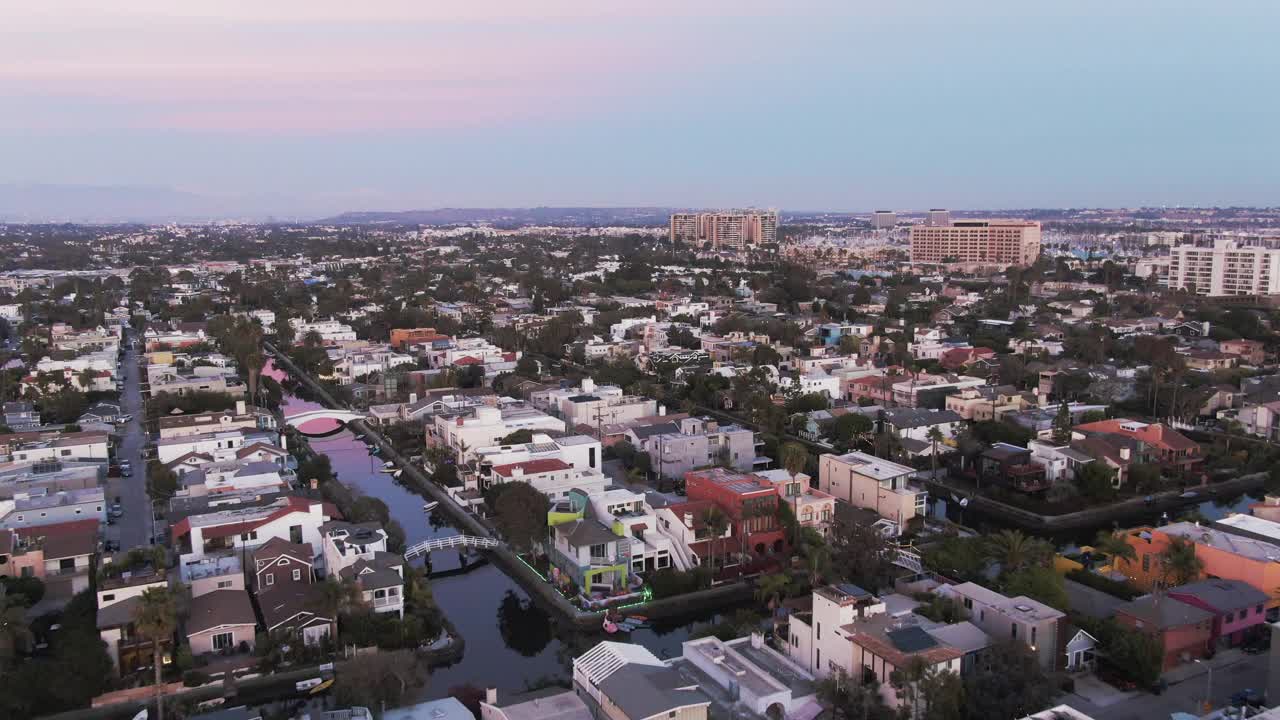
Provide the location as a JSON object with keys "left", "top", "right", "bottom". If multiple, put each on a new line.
{"left": 937, "top": 486, "right": 1267, "bottom": 547}
{"left": 264, "top": 361, "right": 732, "bottom": 698}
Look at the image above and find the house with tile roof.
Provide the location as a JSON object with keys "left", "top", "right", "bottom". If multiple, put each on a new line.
{"left": 1073, "top": 418, "right": 1201, "bottom": 475}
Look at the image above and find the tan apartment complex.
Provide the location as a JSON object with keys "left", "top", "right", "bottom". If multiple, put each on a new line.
{"left": 910, "top": 219, "right": 1041, "bottom": 266}
{"left": 669, "top": 209, "right": 778, "bottom": 250}
{"left": 817, "top": 451, "right": 926, "bottom": 528}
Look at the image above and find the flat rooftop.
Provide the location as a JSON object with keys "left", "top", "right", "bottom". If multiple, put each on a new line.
{"left": 829, "top": 451, "right": 914, "bottom": 480}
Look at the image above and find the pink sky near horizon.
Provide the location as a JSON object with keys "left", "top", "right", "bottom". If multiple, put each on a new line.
{"left": 3, "top": 1, "right": 785, "bottom": 132}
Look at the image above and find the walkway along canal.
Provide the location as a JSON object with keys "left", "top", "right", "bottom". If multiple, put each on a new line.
{"left": 262, "top": 354, "right": 751, "bottom": 695}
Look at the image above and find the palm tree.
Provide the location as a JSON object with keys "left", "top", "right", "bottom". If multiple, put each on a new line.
{"left": 0, "top": 591, "right": 32, "bottom": 668}
{"left": 780, "top": 441, "right": 808, "bottom": 512}
{"left": 984, "top": 529, "right": 1052, "bottom": 575}
{"left": 1092, "top": 529, "right": 1136, "bottom": 569}
{"left": 310, "top": 578, "right": 363, "bottom": 641}
{"left": 755, "top": 573, "right": 791, "bottom": 612}
{"left": 804, "top": 543, "right": 831, "bottom": 587}
{"left": 134, "top": 587, "right": 177, "bottom": 720}
{"left": 700, "top": 506, "right": 730, "bottom": 577}
{"left": 1159, "top": 536, "right": 1204, "bottom": 588}
{"left": 926, "top": 426, "right": 945, "bottom": 481}
{"left": 245, "top": 348, "right": 265, "bottom": 404}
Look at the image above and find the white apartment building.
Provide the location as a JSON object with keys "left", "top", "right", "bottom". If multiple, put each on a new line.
{"left": 289, "top": 318, "right": 357, "bottom": 344}
{"left": 530, "top": 378, "right": 659, "bottom": 430}
{"left": 332, "top": 347, "right": 415, "bottom": 384}
{"left": 430, "top": 405, "right": 565, "bottom": 463}
{"left": 1168, "top": 237, "right": 1280, "bottom": 296}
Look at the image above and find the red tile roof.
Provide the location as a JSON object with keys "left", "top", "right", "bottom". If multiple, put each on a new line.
{"left": 492, "top": 458, "right": 571, "bottom": 477}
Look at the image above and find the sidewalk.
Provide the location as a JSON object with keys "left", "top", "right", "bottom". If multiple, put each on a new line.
{"left": 1162, "top": 648, "right": 1245, "bottom": 685}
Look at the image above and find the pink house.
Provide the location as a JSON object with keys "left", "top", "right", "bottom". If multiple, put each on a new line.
{"left": 1168, "top": 579, "right": 1270, "bottom": 648}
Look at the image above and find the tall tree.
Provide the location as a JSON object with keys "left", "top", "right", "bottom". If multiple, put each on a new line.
{"left": 926, "top": 426, "right": 945, "bottom": 480}
{"left": 493, "top": 483, "right": 550, "bottom": 555}
{"left": 0, "top": 592, "right": 32, "bottom": 668}
{"left": 309, "top": 578, "right": 362, "bottom": 641}
{"left": 1159, "top": 536, "right": 1204, "bottom": 587}
{"left": 961, "top": 642, "right": 1055, "bottom": 720}
{"left": 699, "top": 506, "right": 731, "bottom": 574}
{"left": 1051, "top": 402, "right": 1072, "bottom": 445}
{"left": 984, "top": 529, "right": 1053, "bottom": 576}
{"left": 134, "top": 588, "right": 177, "bottom": 720}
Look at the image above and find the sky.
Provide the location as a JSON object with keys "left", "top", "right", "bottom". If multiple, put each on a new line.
{"left": 1, "top": 0, "right": 1278, "bottom": 219}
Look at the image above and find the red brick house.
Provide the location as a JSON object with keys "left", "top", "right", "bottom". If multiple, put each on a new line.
{"left": 684, "top": 468, "right": 787, "bottom": 561}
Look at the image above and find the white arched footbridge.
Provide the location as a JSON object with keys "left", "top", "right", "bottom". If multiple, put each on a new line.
{"left": 283, "top": 409, "right": 371, "bottom": 438}
{"left": 404, "top": 535, "right": 501, "bottom": 560}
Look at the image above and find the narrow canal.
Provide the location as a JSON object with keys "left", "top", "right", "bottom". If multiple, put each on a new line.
{"left": 264, "top": 361, "right": 731, "bottom": 697}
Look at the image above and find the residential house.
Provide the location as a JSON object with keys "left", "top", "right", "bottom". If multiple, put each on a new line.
{"left": 817, "top": 451, "right": 924, "bottom": 529}
{"left": 2, "top": 402, "right": 40, "bottom": 431}
{"left": 944, "top": 386, "right": 1031, "bottom": 422}
{"left": 630, "top": 417, "right": 765, "bottom": 480}
{"left": 0, "top": 488, "right": 107, "bottom": 530}
{"left": 548, "top": 509, "right": 629, "bottom": 592}
{"left": 938, "top": 582, "right": 1065, "bottom": 670}
{"left": 1220, "top": 339, "right": 1266, "bottom": 366}
{"left": 339, "top": 555, "right": 406, "bottom": 619}
{"left": 430, "top": 404, "right": 566, "bottom": 464}
{"left": 1114, "top": 595, "right": 1213, "bottom": 671}
{"left": 186, "top": 589, "right": 257, "bottom": 656}
{"left": 754, "top": 469, "right": 836, "bottom": 538}
{"left": 173, "top": 495, "right": 334, "bottom": 571}
{"left": 980, "top": 443, "right": 1049, "bottom": 493}
{"left": 1116, "top": 522, "right": 1280, "bottom": 606}
{"left": 96, "top": 568, "right": 169, "bottom": 672}
{"left": 1027, "top": 440, "right": 1095, "bottom": 485}
{"left": 573, "top": 642, "right": 712, "bottom": 720}
{"left": 685, "top": 468, "right": 787, "bottom": 562}
{"left": 784, "top": 585, "right": 963, "bottom": 712}
{"left": 1073, "top": 419, "right": 1201, "bottom": 476}
{"left": 881, "top": 407, "right": 962, "bottom": 458}
{"left": 479, "top": 687, "right": 592, "bottom": 720}
{"left": 252, "top": 536, "right": 315, "bottom": 593}
{"left": 580, "top": 488, "right": 685, "bottom": 572}
{"left": 653, "top": 499, "right": 732, "bottom": 572}
{"left": 1167, "top": 579, "right": 1269, "bottom": 648}
{"left": 17, "top": 518, "right": 97, "bottom": 598}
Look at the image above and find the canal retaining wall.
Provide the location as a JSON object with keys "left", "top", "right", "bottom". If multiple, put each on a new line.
{"left": 266, "top": 344, "right": 754, "bottom": 627}
{"left": 927, "top": 470, "right": 1268, "bottom": 532}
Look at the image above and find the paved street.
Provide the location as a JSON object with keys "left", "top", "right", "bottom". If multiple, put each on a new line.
{"left": 1065, "top": 651, "right": 1270, "bottom": 720}
{"left": 104, "top": 330, "right": 152, "bottom": 551}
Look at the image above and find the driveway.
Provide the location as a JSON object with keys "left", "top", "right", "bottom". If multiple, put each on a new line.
{"left": 104, "top": 330, "right": 152, "bottom": 551}
{"left": 1064, "top": 653, "right": 1269, "bottom": 720}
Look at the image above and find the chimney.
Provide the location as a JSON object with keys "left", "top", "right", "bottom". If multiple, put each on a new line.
{"left": 408, "top": 393, "right": 417, "bottom": 405}
{"left": 486, "top": 688, "right": 498, "bottom": 705}
{"left": 235, "top": 400, "right": 246, "bottom": 415}
{"left": 658, "top": 404, "right": 667, "bottom": 417}
{"left": 1120, "top": 447, "right": 1131, "bottom": 461}
{"left": 684, "top": 512, "right": 694, "bottom": 529}
{"left": 582, "top": 377, "right": 595, "bottom": 394}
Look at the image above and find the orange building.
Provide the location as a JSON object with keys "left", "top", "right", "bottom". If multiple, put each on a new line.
{"left": 389, "top": 327, "right": 449, "bottom": 351}
{"left": 1117, "top": 523, "right": 1280, "bottom": 608}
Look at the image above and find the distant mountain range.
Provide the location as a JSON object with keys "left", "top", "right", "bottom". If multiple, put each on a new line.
{"left": 322, "top": 207, "right": 677, "bottom": 227}
{"left": 0, "top": 184, "right": 324, "bottom": 224}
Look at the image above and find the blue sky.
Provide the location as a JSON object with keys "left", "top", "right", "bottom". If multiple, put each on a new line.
{"left": 1, "top": 1, "right": 1277, "bottom": 217}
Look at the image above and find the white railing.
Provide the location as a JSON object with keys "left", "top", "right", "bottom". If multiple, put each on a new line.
{"left": 892, "top": 548, "right": 923, "bottom": 574}
{"left": 403, "top": 534, "right": 500, "bottom": 559}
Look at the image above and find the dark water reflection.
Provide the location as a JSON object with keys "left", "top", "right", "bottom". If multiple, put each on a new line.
{"left": 266, "top": 361, "right": 734, "bottom": 697}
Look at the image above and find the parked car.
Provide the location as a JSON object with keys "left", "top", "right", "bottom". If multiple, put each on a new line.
{"left": 1231, "top": 689, "right": 1266, "bottom": 708}
{"left": 110, "top": 503, "right": 123, "bottom": 518}
{"left": 120, "top": 462, "right": 132, "bottom": 477}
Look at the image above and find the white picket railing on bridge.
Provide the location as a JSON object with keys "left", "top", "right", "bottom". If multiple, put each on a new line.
{"left": 892, "top": 547, "right": 923, "bottom": 574}
{"left": 404, "top": 535, "right": 501, "bottom": 560}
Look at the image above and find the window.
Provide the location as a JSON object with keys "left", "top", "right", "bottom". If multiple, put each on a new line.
{"left": 1142, "top": 554, "right": 1150, "bottom": 572}
{"left": 212, "top": 632, "right": 234, "bottom": 650}
{"left": 290, "top": 525, "right": 303, "bottom": 544}
{"left": 292, "top": 569, "right": 302, "bottom": 581}
{"left": 1031, "top": 627, "right": 1037, "bottom": 646}
{"left": 265, "top": 573, "right": 274, "bottom": 586}
{"left": 217, "top": 580, "right": 233, "bottom": 589}
{"left": 816, "top": 649, "right": 821, "bottom": 668}
{"left": 1224, "top": 611, "right": 1234, "bottom": 623}
{"left": 102, "top": 594, "right": 115, "bottom": 602}
{"left": 388, "top": 587, "right": 399, "bottom": 597}
{"left": 1011, "top": 624, "right": 1018, "bottom": 640}
{"left": 963, "top": 598, "right": 973, "bottom": 610}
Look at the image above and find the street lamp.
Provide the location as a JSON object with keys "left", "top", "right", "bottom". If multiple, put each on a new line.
{"left": 1193, "top": 658, "right": 1213, "bottom": 712}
